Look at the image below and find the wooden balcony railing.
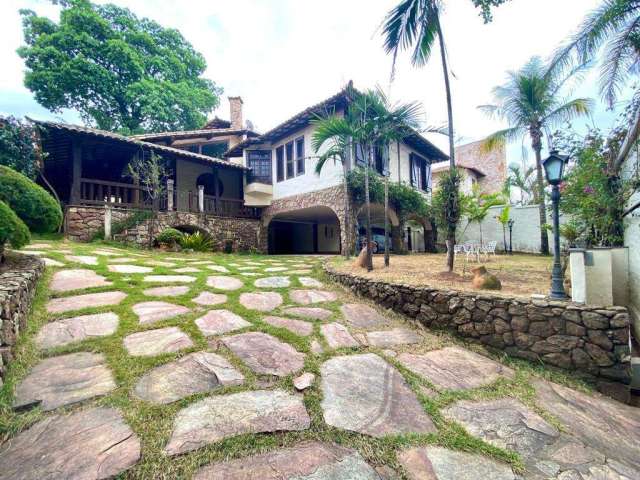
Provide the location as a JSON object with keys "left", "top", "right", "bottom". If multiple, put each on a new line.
{"left": 78, "top": 178, "right": 260, "bottom": 219}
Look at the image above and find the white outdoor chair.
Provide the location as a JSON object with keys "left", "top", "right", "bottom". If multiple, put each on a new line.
{"left": 481, "top": 241, "right": 497, "bottom": 261}
{"left": 463, "top": 242, "right": 479, "bottom": 262}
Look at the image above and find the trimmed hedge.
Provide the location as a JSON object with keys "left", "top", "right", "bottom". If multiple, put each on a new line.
{"left": 156, "top": 228, "right": 184, "bottom": 247}
{"left": 0, "top": 199, "right": 30, "bottom": 250}
{"left": 0, "top": 165, "right": 62, "bottom": 233}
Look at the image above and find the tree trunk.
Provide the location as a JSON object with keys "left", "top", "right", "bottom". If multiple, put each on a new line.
{"left": 436, "top": 15, "right": 457, "bottom": 272}
{"left": 502, "top": 225, "right": 507, "bottom": 253}
{"left": 479, "top": 222, "right": 483, "bottom": 246}
{"left": 343, "top": 163, "right": 350, "bottom": 259}
{"left": 384, "top": 175, "right": 390, "bottom": 267}
{"left": 531, "top": 127, "right": 550, "bottom": 255}
{"left": 364, "top": 155, "right": 373, "bottom": 271}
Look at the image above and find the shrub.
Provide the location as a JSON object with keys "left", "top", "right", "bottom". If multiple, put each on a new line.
{"left": 156, "top": 228, "right": 184, "bottom": 247}
{"left": 0, "top": 165, "right": 62, "bottom": 233}
{"left": 178, "top": 231, "right": 213, "bottom": 251}
{"left": 0, "top": 200, "right": 30, "bottom": 255}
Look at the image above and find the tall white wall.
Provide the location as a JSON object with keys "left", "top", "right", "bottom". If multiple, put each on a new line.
{"left": 456, "top": 204, "right": 565, "bottom": 253}
{"left": 622, "top": 152, "right": 640, "bottom": 329}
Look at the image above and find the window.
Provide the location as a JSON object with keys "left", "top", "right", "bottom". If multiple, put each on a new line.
{"left": 295, "top": 136, "right": 305, "bottom": 175}
{"left": 285, "top": 141, "right": 294, "bottom": 178}
{"left": 201, "top": 141, "right": 229, "bottom": 158}
{"left": 247, "top": 150, "right": 272, "bottom": 184}
{"left": 276, "top": 146, "right": 284, "bottom": 182}
{"left": 410, "top": 153, "right": 431, "bottom": 192}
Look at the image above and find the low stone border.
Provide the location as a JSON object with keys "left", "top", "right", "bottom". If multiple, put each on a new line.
{"left": 324, "top": 262, "right": 631, "bottom": 385}
{"left": 0, "top": 253, "right": 45, "bottom": 386}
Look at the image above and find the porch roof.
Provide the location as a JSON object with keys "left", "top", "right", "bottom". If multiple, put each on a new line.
{"left": 130, "top": 128, "right": 260, "bottom": 143}
{"left": 32, "top": 119, "right": 249, "bottom": 171}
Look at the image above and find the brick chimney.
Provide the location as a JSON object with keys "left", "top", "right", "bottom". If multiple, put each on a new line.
{"left": 229, "top": 96, "right": 243, "bottom": 130}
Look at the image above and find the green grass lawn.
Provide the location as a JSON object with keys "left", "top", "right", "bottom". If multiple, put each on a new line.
{"left": 0, "top": 239, "right": 595, "bottom": 479}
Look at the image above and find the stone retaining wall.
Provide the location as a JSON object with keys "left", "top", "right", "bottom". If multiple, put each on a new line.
{"left": 324, "top": 263, "right": 631, "bottom": 384}
{"left": 0, "top": 253, "right": 45, "bottom": 386}
{"left": 65, "top": 205, "right": 132, "bottom": 242}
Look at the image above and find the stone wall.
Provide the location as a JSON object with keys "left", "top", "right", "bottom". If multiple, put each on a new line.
{"left": 65, "top": 205, "right": 131, "bottom": 242}
{"left": 324, "top": 263, "right": 631, "bottom": 385}
{"left": 0, "top": 253, "right": 45, "bottom": 386}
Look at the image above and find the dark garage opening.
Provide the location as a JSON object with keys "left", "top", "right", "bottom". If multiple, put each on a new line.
{"left": 268, "top": 206, "right": 340, "bottom": 255}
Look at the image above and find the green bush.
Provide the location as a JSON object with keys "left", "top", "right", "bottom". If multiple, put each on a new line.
{"left": 0, "top": 165, "right": 62, "bottom": 233}
{"left": 178, "top": 231, "right": 213, "bottom": 251}
{"left": 156, "top": 228, "right": 184, "bottom": 247}
{"left": 0, "top": 199, "right": 30, "bottom": 251}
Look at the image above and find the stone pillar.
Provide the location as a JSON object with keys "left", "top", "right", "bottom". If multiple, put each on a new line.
{"left": 198, "top": 185, "right": 204, "bottom": 213}
{"left": 167, "top": 179, "right": 174, "bottom": 211}
{"left": 104, "top": 205, "right": 112, "bottom": 240}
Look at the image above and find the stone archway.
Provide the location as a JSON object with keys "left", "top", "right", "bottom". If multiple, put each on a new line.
{"left": 404, "top": 214, "right": 436, "bottom": 253}
{"left": 354, "top": 203, "right": 402, "bottom": 253}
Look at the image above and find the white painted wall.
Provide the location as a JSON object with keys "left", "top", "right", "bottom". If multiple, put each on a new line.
{"left": 622, "top": 151, "right": 640, "bottom": 331}
{"left": 317, "top": 222, "right": 340, "bottom": 252}
{"left": 456, "top": 204, "right": 565, "bottom": 253}
{"left": 175, "top": 159, "right": 241, "bottom": 211}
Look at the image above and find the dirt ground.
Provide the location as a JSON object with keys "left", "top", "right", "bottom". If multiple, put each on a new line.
{"left": 331, "top": 252, "right": 556, "bottom": 298}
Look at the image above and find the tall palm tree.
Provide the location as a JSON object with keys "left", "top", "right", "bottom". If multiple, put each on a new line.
{"left": 505, "top": 162, "right": 536, "bottom": 205}
{"left": 479, "top": 57, "right": 592, "bottom": 255}
{"left": 550, "top": 0, "right": 640, "bottom": 170}
{"left": 312, "top": 87, "right": 422, "bottom": 270}
{"left": 382, "top": 0, "right": 458, "bottom": 272}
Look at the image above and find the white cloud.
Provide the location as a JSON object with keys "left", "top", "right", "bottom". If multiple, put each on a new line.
{"left": 0, "top": 0, "right": 628, "bottom": 165}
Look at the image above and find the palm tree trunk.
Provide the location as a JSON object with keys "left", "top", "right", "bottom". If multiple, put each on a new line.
{"left": 436, "top": 16, "right": 456, "bottom": 272}
{"left": 384, "top": 174, "right": 390, "bottom": 267}
{"left": 502, "top": 225, "right": 507, "bottom": 253}
{"left": 343, "top": 164, "right": 350, "bottom": 259}
{"left": 531, "top": 127, "right": 550, "bottom": 255}
{"left": 364, "top": 150, "right": 373, "bottom": 271}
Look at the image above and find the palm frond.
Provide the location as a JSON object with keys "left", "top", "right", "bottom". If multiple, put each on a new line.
{"left": 600, "top": 14, "right": 640, "bottom": 106}
{"left": 479, "top": 126, "right": 523, "bottom": 153}
{"left": 543, "top": 98, "right": 594, "bottom": 126}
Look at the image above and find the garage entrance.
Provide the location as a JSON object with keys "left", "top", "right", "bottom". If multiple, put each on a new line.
{"left": 267, "top": 206, "right": 341, "bottom": 254}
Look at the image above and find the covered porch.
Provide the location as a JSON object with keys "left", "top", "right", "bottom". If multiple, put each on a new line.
{"left": 36, "top": 120, "right": 259, "bottom": 219}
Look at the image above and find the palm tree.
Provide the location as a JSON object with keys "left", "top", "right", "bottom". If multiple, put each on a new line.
{"left": 461, "top": 184, "right": 505, "bottom": 246}
{"left": 312, "top": 87, "right": 422, "bottom": 271}
{"left": 505, "top": 162, "right": 536, "bottom": 205}
{"left": 479, "top": 56, "right": 592, "bottom": 255}
{"left": 382, "top": 0, "right": 458, "bottom": 272}
{"left": 550, "top": 0, "right": 640, "bottom": 171}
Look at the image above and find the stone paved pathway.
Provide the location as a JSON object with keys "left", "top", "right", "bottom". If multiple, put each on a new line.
{"left": 4, "top": 242, "right": 639, "bottom": 479}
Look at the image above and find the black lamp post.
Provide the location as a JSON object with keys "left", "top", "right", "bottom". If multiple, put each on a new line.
{"left": 543, "top": 149, "right": 569, "bottom": 299}
{"left": 507, "top": 219, "right": 515, "bottom": 255}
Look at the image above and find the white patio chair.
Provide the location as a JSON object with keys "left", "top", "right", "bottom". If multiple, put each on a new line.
{"left": 481, "top": 241, "right": 497, "bottom": 261}
{"left": 463, "top": 242, "right": 479, "bottom": 262}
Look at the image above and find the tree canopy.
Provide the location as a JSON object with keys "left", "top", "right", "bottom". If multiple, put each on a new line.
{"left": 0, "top": 116, "right": 40, "bottom": 179}
{"left": 18, "top": 0, "right": 221, "bottom": 134}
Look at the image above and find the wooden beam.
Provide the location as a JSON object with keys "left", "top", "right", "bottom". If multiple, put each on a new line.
{"left": 70, "top": 140, "right": 82, "bottom": 204}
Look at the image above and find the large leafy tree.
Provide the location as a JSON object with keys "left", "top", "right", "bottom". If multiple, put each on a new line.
{"left": 550, "top": 0, "right": 640, "bottom": 171}
{"left": 479, "top": 56, "right": 592, "bottom": 255}
{"left": 382, "top": 0, "right": 458, "bottom": 272}
{"left": 18, "top": 0, "right": 221, "bottom": 134}
{"left": 0, "top": 116, "right": 39, "bottom": 179}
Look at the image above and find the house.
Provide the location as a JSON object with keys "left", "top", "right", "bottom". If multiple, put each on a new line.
{"left": 35, "top": 82, "right": 448, "bottom": 254}
{"left": 431, "top": 140, "right": 506, "bottom": 195}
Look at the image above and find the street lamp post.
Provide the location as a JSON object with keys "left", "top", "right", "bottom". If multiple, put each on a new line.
{"left": 507, "top": 219, "right": 514, "bottom": 255}
{"left": 543, "top": 149, "right": 569, "bottom": 299}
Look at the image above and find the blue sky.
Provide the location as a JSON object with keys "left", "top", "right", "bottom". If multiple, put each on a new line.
{"left": 0, "top": 0, "right": 629, "bottom": 167}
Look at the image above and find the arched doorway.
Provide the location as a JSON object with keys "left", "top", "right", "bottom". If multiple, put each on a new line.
{"left": 355, "top": 203, "right": 400, "bottom": 253}
{"left": 267, "top": 206, "right": 341, "bottom": 254}
{"left": 405, "top": 215, "right": 435, "bottom": 253}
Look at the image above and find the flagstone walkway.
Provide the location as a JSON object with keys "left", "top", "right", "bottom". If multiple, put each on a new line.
{"left": 1, "top": 241, "right": 639, "bottom": 479}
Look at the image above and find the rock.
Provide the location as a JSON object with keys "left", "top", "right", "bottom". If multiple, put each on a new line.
{"left": 13, "top": 352, "right": 116, "bottom": 411}
{"left": 123, "top": 327, "right": 193, "bottom": 357}
{"left": 222, "top": 332, "right": 305, "bottom": 376}
{"left": 298, "top": 277, "right": 323, "bottom": 288}
{"left": 263, "top": 315, "right": 313, "bottom": 336}
{"left": 311, "top": 340, "right": 324, "bottom": 354}
{"left": 35, "top": 312, "right": 119, "bottom": 349}
{"left": 193, "top": 441, "right": 380, "bottom": 480}
{"left": 254, "top": 276, "right": 290, "bottom": 288}
{"left": 582, "top": 311, "right": 609, "bottom": 329}
{"left": 142, "top": 286, "right": 189, "bottom": 297}
{"left": 365, "top": 328, "right": 421, "bottom": 347}
{"left": 354, "top": 246, "right": 368, "bottom": 269}
{"left": 144, "top": 275, "right": 197, "bottom": 283}
{"left": 320, "top": 353, "right": 436, "bottom": 437}
{"left": 195, "top": 309, "right": 251, "bottom": 336}
{"left": 293, "top": 372, "right": 315, "bottom": 391}
{"left": 471, "top": 265, "right": 502, "bottom": 290}
{"left": 50, "top": 269, "right": 112, "bottom": 292}
{"left": 283, "top": 306, "right": 333, "bottom": 320}
{"left": 443, "top": 398, "right": 559, "bottom": 459}
{"left": 265, "top": 266, "right": 288, "bottom": 272}
{"left": 133, "top": 352, "right": 244, "bottom": 404}
{"left": 165, "top": 390, "right": 310, "bottom": 455}
{"left": 0, "top": 407, "right": 140, "bottom": 480}
{"left": 398, "top": 446, "right": 516, "bottom": 480}
{"left": 397, "top": 347, "right": 514, "bottom": 390}
{"left": 207, "top": 265, "right": 230, "bottom": 273}
{"left": 290, "top": 289, "right": 338, "bottom": 304}
{"left": 534, "top": 380, "right": 640, "bottom": 473}
{"left": 46, "top": 291, "right": 127, "bottom": 313}
{"left": 239, "top": 292, "right": 283, "bottom": 311}
{"left": 65, "top": 255, "right": 98, "bottom": 266}
{"left": 132, "top": 301, "right": 190, "bottom": 324}
{"left": 43, "top": 258, "right": 64, "bottom": 267}
{"left": 173, "top": 266, "right": 201, "bottom": 273}
{"left": 192, "top": 291, "right": 227, "bottom": 306}
{"left": 320, "top": 322, "right": 359, "bottom": 348}
{"left": 340, "top": 303, "right": 387, "bottom": 328}
{"left": 108, "top": 264, "right": 153, "bottom": 274}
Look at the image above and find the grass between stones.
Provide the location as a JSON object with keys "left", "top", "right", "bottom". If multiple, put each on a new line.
{"left": 0, "top": 238, "right": 596, "bottom": 478}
